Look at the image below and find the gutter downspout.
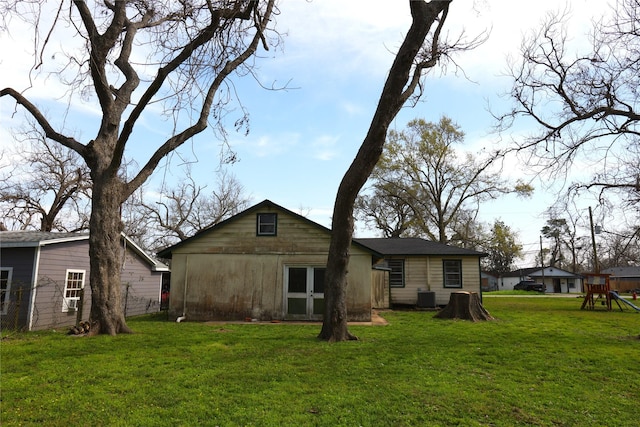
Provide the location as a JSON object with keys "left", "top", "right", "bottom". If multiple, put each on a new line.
{"left": 176, "top": 256, "right": 188, "bottom": 323}
{"left": 27, "top": 246, "right": 42, "bottom": 331}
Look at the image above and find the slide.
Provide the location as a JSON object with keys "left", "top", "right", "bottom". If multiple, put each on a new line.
{"left": 609, "top": 291, "right": 640, "bottom": 312}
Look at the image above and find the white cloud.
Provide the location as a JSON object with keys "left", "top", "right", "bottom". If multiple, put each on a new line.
{"left": 311, "top": 135, "right": 340, "bottom": 161}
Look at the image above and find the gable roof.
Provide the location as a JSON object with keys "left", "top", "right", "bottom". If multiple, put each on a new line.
{"left": 0, "top": 231, "right": 89, "bottom": 247}
{"left": 505, "top": 266, "right": 582, "bottom": 279}
{"left": 156, "top": 199, "right": 382, "bottom": 259}
{"left": 529, "top": 266, "right": 582, "bottom": 278}
{"left": 602, "top": 266, "right": 640, "bottom": 277}
{"left": 1, "top": 231, "right": 168, "bottom": 272}
{"left": 355, "top": 237, "right": 487, "bottom": 257}
{"left": 503, "top": 267, "right": 543, "bottom": 278}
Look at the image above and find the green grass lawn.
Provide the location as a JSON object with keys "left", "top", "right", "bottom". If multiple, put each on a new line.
{"left": 1, "top": 297, "right": 639, "bottom": 426}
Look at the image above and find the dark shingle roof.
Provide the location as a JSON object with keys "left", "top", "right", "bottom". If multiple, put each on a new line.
{"left": 354, "top": 237, "right": 486, "bottom": 257}
{"left": 0, "top": 231, "right": 89, "bottom": 247}
{"left": 602, "top": 266, "right": 640, "bottom": 277}
{"left": 1, "top": 231, "right": 169, "bottom": 271}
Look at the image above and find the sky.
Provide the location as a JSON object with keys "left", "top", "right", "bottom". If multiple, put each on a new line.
{"left": 0, "top": 0, "right": 621, "bottom": 266}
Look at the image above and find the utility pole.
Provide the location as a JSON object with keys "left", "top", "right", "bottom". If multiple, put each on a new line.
{"left": 540, "top": 235, "right": 545, "bottom": 288}
{"left": 589, "top": 206, "right": 599, "bottom": 273}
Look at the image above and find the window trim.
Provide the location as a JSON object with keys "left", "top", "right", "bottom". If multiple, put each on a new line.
{"left": 0, "top": 267, "right": 13, "bottom": 315}
{"left": 443, "top": 259, "right": 463, "bottom": 289}
{"left": 62, "top": 269, "right": 86, "bottom": 312}
{"left": 387, "top": 259, "right": 405, "bottom": 288}
{"left": 256, "top": 213, "right": 277, "bottom": 236}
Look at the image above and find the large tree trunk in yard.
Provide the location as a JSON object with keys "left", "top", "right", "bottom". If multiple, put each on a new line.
{"left": 434, "top": 291, "right": 494, "bottom": 321}
{"left": 319, "top": 1, "right": 452, "bottom": 342}
{"left": 1, "top": 0, "right": 277, "bottom": 336}
{"left": 319, "top": 199, "right": 360, "bottom": 342}
{"left": 87, "top": 172, "right": 132, "bottom": 336}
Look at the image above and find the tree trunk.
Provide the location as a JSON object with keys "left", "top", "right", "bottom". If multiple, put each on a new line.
{"left": 319, "top": 0, "right": 452, "bottom": 341}
{"left": 87, "top": 172, "right": 131, "bottom": 335}
{"left": 434, "top": 291, "right": 494, "bottom": 321}
{"left": 318, "top": 197, "right": 359, "bottom": 342}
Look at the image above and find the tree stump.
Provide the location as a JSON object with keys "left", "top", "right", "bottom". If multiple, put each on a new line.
{"left": 434, "top": 291, "right": 494, "bottom": 321}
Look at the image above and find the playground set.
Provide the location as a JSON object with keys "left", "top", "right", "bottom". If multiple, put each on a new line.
{"left": 581, "top": 273, "right": 640, "bottom": 312}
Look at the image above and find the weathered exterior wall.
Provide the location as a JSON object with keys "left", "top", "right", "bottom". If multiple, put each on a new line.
{"left": 388, "top": 256, "right": 482, "bottom": 306}
{"left": 168, "top": 204, "right": 373, "bottom": 321}
{"left": 371, "top": 269, "right": 390, "bottom": 309}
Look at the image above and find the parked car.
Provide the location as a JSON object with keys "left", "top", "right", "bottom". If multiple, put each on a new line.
{"left": 514, "top": 281, "right": 545, "bottom": 292}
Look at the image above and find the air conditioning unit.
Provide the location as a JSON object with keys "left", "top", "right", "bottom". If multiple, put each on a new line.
{"left": 67, "top": 299, "right": 78, "bottom": 311}
{"left": 417, "top": 291, "right": 436, "bottom": 309}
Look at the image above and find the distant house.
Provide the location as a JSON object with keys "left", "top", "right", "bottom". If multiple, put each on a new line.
{"left": 157, "top": 200, "right": 487, "bottom": 322}
{"left": 601, "top": 267, "right": 640, "bottom": 293}
{"left": 500, "top": 267, "right": 583, "bottom": 293}
{"left": 0, "top": 231, "right": 169, "bottom": 331}
{"left": 481, "top": 271, "right": 499, "bottom": 292}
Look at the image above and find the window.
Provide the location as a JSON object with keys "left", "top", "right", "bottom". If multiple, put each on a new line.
{"left": 443, "top": 260, "right": 462, "bottom": 288}
{"left": 387, "top": 259, "right": 405, "bottom": 288}
{"left": 0, "top": 268, "right": 12, "bottom": 315}
{"left": 63, "top": 269, "right": 85, "bottom": 312}
{"left": 257, "top": 213, "right": 277, "bottom": 236}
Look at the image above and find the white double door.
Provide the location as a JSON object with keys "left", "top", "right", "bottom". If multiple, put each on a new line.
{"left": 285, "top": 266, "right": 325, "bottom": 320}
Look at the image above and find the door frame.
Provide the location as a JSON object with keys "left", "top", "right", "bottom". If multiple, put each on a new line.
{"left": 283, "top": 265, "right": 325, "bottom": 320}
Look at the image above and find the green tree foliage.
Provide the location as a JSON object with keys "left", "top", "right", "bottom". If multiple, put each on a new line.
{"left": 356, "top": 116, "right": 532, "bottom": 243}
{"left": 541, "top": 218, "right": 571, "bottom": 268}
{"left": 483, "top": 220, "right": 522, "bottom": 275}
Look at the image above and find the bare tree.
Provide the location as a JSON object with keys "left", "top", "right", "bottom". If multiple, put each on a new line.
{"left": 320, "top": 0, "right": 486, "bottom": 342}
{"left": 355, "top": 181, "right": 415, "bottom": 238}
{"left": 0, "top": 125, "right": 91, "bottom": 232}
{"left": 135, "top": 168, "right": 251, "bottom": 251}
{"left": 497, "top": 0, "right": 640, "bottom": 205}
{"left": 356, "top": 117, "right": 532, "bottom": 243}
{"left": 598, "top": 227, "right": 640, "bottom": 269}
{"left": 1, "top": 1, "right": 278, "bottom": 335}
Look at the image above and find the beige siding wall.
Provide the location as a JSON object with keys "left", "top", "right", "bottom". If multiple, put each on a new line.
{"left": 389, "top": 256, "right": 482, "bottom": 306}
{"left": 169, "top": 206, "right": 373, "bottom": 321}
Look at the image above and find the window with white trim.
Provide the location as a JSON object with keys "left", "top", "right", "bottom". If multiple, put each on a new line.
{"left": 1, "top": 268, "right": 12, "bottom": 315}
{"left": 443, "top": 260, "right": 462, "bottom": 288}
{"left": 63, "top": 269, "right": 85, "bottom": 312}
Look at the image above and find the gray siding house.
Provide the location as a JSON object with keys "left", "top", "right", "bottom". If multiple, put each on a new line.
{"left": 1, "top": 231, "right": 169, "bottom": 331}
